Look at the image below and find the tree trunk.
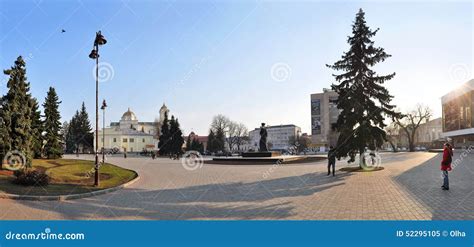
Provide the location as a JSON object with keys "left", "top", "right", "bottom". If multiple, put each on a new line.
{"left": 388, "top": 140, "right": 398, "bottom": 153}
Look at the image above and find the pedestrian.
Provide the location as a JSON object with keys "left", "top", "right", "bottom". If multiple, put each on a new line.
{"left": 327, "top": 146, "right": 336, "bottom": 176}
{"left": 124, "top": 152, "right": 127, "bottom": 159}
{"left": 441, "top": 142, "right": 453, "bottom": 190}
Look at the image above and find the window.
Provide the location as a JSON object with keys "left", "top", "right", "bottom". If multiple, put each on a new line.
{"left": 311, "top": 99, "right": 321, "bottom": 115}
{"left": 123, "top": 138, "right": 128, "bottom": 143}
{"left": 130, "top": 138, "right": 134, "bottom": 143}
{"left": 113, "top": 138, "right": 117, "bottom": 142}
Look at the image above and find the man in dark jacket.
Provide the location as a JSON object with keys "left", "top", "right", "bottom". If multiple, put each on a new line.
{"left": 328, "top": 146, "right": 336, "bottom": 176}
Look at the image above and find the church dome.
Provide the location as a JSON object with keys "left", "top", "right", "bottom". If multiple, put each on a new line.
{"left": 121, "top": 108, "right": 137, "bottom": 121}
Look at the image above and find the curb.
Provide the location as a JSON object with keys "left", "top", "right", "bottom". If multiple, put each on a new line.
{"left": 0, "top": 175, "right": 140, "bottom": 201}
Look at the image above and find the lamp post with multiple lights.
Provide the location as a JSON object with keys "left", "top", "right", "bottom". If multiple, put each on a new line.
{"left": 89, "top": 31, "right": 107, "bottom": 186}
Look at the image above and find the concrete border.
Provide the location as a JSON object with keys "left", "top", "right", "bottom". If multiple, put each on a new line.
{"left": 0, "top": 175, "right": 139, "bottom": 201}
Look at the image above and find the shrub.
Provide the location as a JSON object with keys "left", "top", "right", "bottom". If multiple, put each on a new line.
{"left": 12, "top": 170, "right": 50, "bottom": 186}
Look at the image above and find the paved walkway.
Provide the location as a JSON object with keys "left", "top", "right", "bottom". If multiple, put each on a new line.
{"left": 0, "top": 152, "right": 472, "bottom": 220}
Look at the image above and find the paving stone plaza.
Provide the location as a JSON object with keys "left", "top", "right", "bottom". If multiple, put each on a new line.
{"left": 0, "top": 152, "right": 472, "bottom": 220}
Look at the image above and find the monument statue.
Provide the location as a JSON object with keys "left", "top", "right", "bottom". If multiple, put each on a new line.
{"left": 259, "top": 123, "right": 268, "bottom": 152}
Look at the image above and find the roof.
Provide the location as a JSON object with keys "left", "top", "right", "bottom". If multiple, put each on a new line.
{"left": 121, "top": 107, "right": 137, "bottom": 121}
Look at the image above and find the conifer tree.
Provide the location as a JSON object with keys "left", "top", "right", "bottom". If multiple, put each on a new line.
{"left": 327, "top": 9, "right": 401, "bottom": 166}
{"left": 214, "top": 128, "right": 226, "bottom": 152}
{"left": 169, "top": 116, "right": 184, "bottom": 155}
{"left": 207, "top": 130, "right": 216, "bottom": 153}
{"left": 77, "top": 102, "right": 93, "bottom": 151}
{"left": 30, "top": 98, "right": 43, "bottom": 158}
{"left": 43, "top": 87, "right": 62, "bottom": 159}
{"left": 2, "top": 56, "right": 34, "bottom": 166}
{"left": 158, "top": 111, "right": 170, "bottom": 155}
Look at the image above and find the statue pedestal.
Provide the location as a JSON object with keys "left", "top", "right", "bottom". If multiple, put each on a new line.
{"left": 241, "top": 151, "right": 281, "bottom": 158}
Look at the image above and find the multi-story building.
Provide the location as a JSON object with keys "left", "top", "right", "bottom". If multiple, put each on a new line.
{"left": 249, "top": 124, "right": 301, "bottom": 151}
{"left": 415, "top": 117, "right": 443, "bottom": 147}
{"left": 96, "top": 104, "right": 169, "bottom": 153}
{"left": 441, "top": 79, "right": 474, "bottom": 147}
{"left": 310, "top": 89, "right": 339, "bottom": 151}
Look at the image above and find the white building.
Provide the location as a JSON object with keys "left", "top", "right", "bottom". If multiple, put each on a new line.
{"left": 96, "top": 104, "right": 169, "bottom": 153}
{"left": 415, "top": 117, "right": 443, "bottom": 146}
{"left": 249, "top": 124, "right": 301, "bottom": 151}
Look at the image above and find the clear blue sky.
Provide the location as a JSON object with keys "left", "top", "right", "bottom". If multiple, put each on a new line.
{"left": 0, "top": 0, "right": 472, "bottom": 135}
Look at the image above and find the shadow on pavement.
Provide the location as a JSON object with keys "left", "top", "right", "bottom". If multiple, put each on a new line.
{"left": 16, "top": 171, "right": 351, "bottom": 220}
{"left": 394, "top": 153, "right": 473, "bottom": 220}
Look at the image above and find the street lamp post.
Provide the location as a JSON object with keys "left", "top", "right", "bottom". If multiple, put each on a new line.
{"left": 89, "top": 31, "right": 107, "bottom": 186}
{"left": 101, "top": 100, "right": 107, "bottom": 165}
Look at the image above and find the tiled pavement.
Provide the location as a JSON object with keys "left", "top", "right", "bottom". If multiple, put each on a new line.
{"left": 0, "top": 152, "right": 472, "bottom": 220}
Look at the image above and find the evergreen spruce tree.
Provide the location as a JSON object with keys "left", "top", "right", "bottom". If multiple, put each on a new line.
{"left": 77, "top": 102, "right": 93, "bottom": 152}
{"left": 185, "top": 135, "right": 192, "bottom": 151}
{"left": 43, "top": 87, "right": 63, "bottom": 159}
{"left": 60, "top": 121, "right": 69, "bottom": 152}
{"left": 169, "top": 116, "right": 184, "bottom": 156}
{"left": 207, "top": 130, "right": 215, "bottom": 153}
{"left": 158, "top": 111, "right": 170, "bottom": 155}
{"left": 30, "top": 98, "right": 43, "bottom": 158}
{"left": 214, "top": 128, "right": 226, "bottom": 152}
{"left": 0, "top": 97, "right": 9, "bottom": 161}
{"left": 2, "top": 56, "right": 34, "bottom": 167}
{"left": 65, "top": 111, "right": 80, "bottom": 154}
{"left": 327, "top": 9, "right": 401, "bottom": 166}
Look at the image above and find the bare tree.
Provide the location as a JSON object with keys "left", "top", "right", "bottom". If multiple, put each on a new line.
{"left": 394, "top": 104, "right": 432, "bottom": 152}
{"left": 211, "top": 114, "right": 230, "bottom": 133}
{"left": 385, "top": 121, "right": 400, "bottom": 152}
{"left": 288, "top": 135, "right": 311, "bottom": 154}
{"left": 234, "top": 123, "right": 249, "bottom": 151}
{"left": 210, "top": 115, "right": 249, "bottom": 152}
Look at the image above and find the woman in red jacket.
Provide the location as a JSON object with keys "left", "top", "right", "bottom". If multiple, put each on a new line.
{"left": 441, "top": 143, "right": 453, "bottom": 190}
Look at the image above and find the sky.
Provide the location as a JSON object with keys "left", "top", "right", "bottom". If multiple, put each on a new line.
{"left": 0, "top": 0, "right": 473, "bottom": 135}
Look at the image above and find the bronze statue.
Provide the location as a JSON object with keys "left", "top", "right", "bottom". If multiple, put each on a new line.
{"left": 259, "top": 123, "right": 268, "bottom": 152}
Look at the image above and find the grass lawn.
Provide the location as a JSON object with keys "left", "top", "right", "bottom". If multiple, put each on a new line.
{"left": 0, "top": 159, "right": 137, "bottom": 196}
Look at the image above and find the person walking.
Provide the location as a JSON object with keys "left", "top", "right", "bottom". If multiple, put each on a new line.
{"left": 328, "top": 146, "right": 336, "bottom": 176}
{"left": 441, "top": 142, "right": 453, "bottom": 190}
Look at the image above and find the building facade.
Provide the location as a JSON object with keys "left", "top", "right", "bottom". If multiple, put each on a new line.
{"left": 310, "top": 89, "right": 339, "bottom": 151}
{"left": 441, "top": 79, "right": 474, "bottom": 147}
{"left": 249, "top": 124, "right": 301, "bottom": 151}
{"left": 96, "top": 104, "right": 169, "bottom": 153}
{"left": 415, "top": 117, "right": 443, "bottom": 147}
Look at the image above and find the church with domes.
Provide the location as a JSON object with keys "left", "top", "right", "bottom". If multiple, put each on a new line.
{"left": 96, "top": 104, "right": 169, "bottom": 153}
